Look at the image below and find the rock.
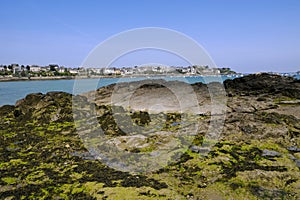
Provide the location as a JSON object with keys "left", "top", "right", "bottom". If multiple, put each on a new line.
{"left": 256, "top": 97, "right": 267, "bottom": 101}
{"left": 190, "top": 145, "right": 202, "bottom": 153}
{"left": 240, "top": 125, "right": 258, "bottom": 134}
{"left": 69, "top": 151, "right": 95, "bottom": 160}
{"left": 83, "top": 79, "right": 213, "bottom": 114}
{"left": 279, "top": 100, "right": 300, "bottom": 104}
{"left": 288, "top": 154, "right": 300, "bottom": 168}
{"left": 224, "top": 73, "right": 300, "bottom": 98}
{"left": 189, "top": 145, "right": 211, "bottom": 154}
{"left": 0, "top": 105, "right": 15, "bottom": 115}
{"left": 295, "top": 159, "right": 300, "bottom": 168}
{"left": 287, "top": 146, "right": 300, "bottom": 152}
{"left": 262, "top": 149, "right": 281, "bottom": 157}
{"left": 15, "top": 92, "right": 43, "bottom": 107}
{"left": 1, "top": 73, "right": 300, "bottom": 199}
{"left": 250, "top": 186, "right": 288, "bottom": 199}
{"left": 259, "top": 112, "right": 298, "bottom": 125}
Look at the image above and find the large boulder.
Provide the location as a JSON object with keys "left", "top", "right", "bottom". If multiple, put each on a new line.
{"left": 224, "top": 73, "right": 300, "bottom": 98}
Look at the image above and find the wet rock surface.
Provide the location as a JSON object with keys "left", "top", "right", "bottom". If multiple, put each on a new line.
{"left": 224, "top": 73, "right": 300, "bottom": 98}
{"left": 0, "top": 73, "right": 300, "bottom": 199}
{"left": 287, "top": 146, "right": 300, "bottom": 153}
{"left": 262, "top": 149, "right": 281, "bottom": 157}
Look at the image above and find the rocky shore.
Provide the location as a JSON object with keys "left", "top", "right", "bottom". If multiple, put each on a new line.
{"left": 1, "top": 73, "right": 300, "bottom": 199}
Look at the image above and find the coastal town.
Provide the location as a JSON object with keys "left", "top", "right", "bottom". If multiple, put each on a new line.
{"left": 1, "top": 64, "right": 299, "bottom": 82}
{"left": 0, "top": 64, "right": 240, "bottom": 81}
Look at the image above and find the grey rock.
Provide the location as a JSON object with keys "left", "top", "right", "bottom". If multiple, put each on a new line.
{"left": 250, "top": 186, "right": 288, "bottom": 199}
{"left": 262, "top": 149, "right": 281, "bottom": 157}
{"left": 189, "top": 145, "right": 211, "bottom": 154}
{"left": 295, "top": 159, "right": 300, "bottom": 168}
{"left": 287, "top": 146, "right": 300, "bottom": 152}
{"left": 240, "top": 125, "right": 258, "bottom": 134}
{"left": 279, "top": 100, "right": 300, "bottom": 104}
{"left": 288, "top": 154, "right": 300, "bottom": 168}
{"left": 190, "top": 145, "right": 201, "bottom": 153}
{"left": 70, "top": 151, "right": 95, "bottom": 160}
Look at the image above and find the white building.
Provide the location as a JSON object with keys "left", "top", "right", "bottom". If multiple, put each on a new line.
{"left": 103, "top": 68, "right": 115, "bottom": 75}
{"left": 12, "top": 65, "right": 22, "bottom": 74}
{"left": 30, "top": 66, "right": 41, "bottom": 73}
{"left": 58, "top": 67, "right": 65, "bottom": 73}
{"left": 90, "top": 68, "right": 103, "bottom": 74}
{"left": 69, "top": 69, "right": 79, "bottom": 74}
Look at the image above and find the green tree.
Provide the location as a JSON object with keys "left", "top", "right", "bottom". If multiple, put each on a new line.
{"left": 21, "top": 70, "right": 26, "bottom": 77}
{"left": 8, "top": 65, "right": 13, "bottom": 71}
{"left": 54, "top": 71, "right": 60, "bottom": 76}
{"left": 49, "top": 65, "right": 58, "bottom": 72}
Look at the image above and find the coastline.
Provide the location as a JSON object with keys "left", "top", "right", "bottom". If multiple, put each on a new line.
{"left": 0, "top": 75, "right": 124, "bottom": 82}
{"left": 1, "top": 73, "right": 298, "bottom": 82}
{"left": 0, "top": 74, "right": 241, "bottom": 82}
{"left": 0, "top": 76, "right": 75, "bottom": 82}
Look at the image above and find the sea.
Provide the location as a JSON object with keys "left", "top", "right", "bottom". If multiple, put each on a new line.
{"left": 0, "top": 74, "right": 299, "bottom": 106}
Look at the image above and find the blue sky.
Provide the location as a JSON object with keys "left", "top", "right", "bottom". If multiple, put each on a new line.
{"left": 0, "top": 0, "right": 299, "bottom": 73}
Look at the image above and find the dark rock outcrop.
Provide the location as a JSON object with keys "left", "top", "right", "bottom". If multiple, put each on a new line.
{"left": 224, "top": 73, "right": 300, "bottom": 98}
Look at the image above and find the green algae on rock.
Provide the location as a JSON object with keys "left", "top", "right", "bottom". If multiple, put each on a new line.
{"left": 0, "top": 73, "right": 300, "bottom": 199}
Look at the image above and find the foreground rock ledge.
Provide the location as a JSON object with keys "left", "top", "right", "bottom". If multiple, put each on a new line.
{"left": 0, "top": 73, "right": 299, "bottom": 199}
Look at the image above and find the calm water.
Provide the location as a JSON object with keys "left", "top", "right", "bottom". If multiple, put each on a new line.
{"left": 0, "top": 75, "right": 299, "bottom": 106}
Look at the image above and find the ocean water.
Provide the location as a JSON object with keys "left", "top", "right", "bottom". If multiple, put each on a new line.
{"left": 0, "top": 75, "right": 298, "bottom": 106}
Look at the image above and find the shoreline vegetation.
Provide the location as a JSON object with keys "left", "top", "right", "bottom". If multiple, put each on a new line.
{"left": 0, "top": 73, "right": 300, "bottom": 199}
